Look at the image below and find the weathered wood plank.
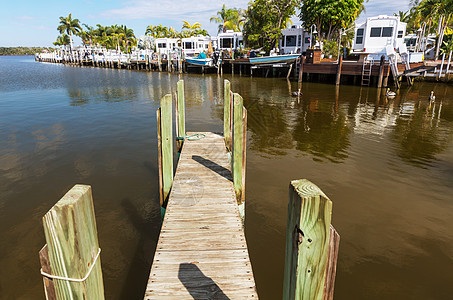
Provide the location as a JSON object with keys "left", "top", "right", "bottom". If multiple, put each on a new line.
{"left": 39, "top": 245, "right": 56, "bottom": 300}
{"left": 145, "top": 132, "right": 257, "bottom": 299}
{"left": 42, "top": 184, "right": 104, "bottom": 300}
{"left": 323, "top": 225, "right": 340, "bottom": 300}
{"left": 176, "top": 80, "right": 185, "bottom": 151}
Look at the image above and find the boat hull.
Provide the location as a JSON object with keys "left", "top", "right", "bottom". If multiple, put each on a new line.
{"left": 249, "top": 54, "right": 300, "bottom": 65}
{"left": 185, "top": 58, "right": 213, "bottom": 67}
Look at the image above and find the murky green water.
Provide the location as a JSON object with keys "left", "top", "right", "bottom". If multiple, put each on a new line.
{"left": 1, "top": 55, "right": 452, "bottom": 299}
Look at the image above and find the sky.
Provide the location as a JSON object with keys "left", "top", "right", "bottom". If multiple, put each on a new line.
{"left": 0, "top": 0, "right": 411, "bottom": 47}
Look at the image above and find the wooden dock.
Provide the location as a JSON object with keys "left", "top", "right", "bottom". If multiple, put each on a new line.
{"left": 144, "top": 131, "right": 257, "bottom": 299}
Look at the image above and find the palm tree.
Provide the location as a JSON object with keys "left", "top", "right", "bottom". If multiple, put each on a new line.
{"left": 182, "top": 21, "right": 202, "bottom": 36}
{"left": 53, "top": 34, "right": 70, "bottom": 46}
{"left": 57, "top": 14, "right": 82, "bottom": 50}
{"left": 79, "top": 24, "right": 95, "bottom": 46}
{"left": 145, "top": 25, "right": 156, "bottom": 36}
{"left": 210, "top": 5, "right": 244, "bottom": 33}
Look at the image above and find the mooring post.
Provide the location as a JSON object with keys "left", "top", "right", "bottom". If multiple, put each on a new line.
{"left": 377, "top": 55, "right": 385, "bottom": 88}
{"left": 438, "top": 53, "right": 445, "bottom": 80}
{"left": 39, "top": 245, "right": 56, "bottom": 300}
{"left": 298, "top": 56, "right": 305, "bottom": 91}
{"left": 158, "top": 95, "right": 173, "bottom": 208}
{"left": 41, "top": 185, "right": 105, "bottom": 300}
{"left": 232, "top": 93, "right": 246, "bottom": 220}
{"left": 283, "top": 179, "right": 339, "bottom": 300}
{"left": 224, "top": 80, "right": 232, "bottom": 150}
{"left": 446, "top": 50, "right": 452, "bottom": 77}
{"left": 335, "top": 56, "right": 343, "bottom": 86}
{"left": 175, "top": 80, "right": 185, "bottom": 152}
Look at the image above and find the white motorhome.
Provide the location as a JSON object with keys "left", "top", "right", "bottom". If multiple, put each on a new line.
{"left": 217, "top": 30, "right": 243, "bottom": 51}
{"left": 353, "top": 15, "right": 406, "bottom": 60}
{"left": 181, "top": 36, "right": 212, "bottom": 57}
{"left": 279, "top": 25, "right": 311, "bottom": 54}
{"left": 155, "top": 38, "right": 179, "bottom": 56}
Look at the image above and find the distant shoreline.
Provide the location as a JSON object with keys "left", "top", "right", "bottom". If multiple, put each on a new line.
{"left": 0, "top": 47, "right": 55, "bottom": 56}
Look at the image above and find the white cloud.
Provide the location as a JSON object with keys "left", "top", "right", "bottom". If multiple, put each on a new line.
{"left": 101, "top": 0, "right": 248, "bottom": 21}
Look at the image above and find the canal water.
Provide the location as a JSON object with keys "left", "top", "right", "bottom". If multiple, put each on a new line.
{"left": 1, "top": 55, "right": 452, "bottom": 299}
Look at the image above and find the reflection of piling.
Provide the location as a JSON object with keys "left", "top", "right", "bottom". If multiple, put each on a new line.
{"left": 298, "top": 56, "right": 305, "bottom": 91}
{"left": 335, "top": 56, "right": 343, "bottom": 86}
{"left": 283, "top": 179, "right": 339, "bottom": 300}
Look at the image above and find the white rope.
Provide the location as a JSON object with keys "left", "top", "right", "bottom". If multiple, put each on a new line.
{"left": 40, "top": 248, "right": 101, "bottom": 283}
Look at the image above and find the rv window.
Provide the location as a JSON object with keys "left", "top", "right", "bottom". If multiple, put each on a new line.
{"left": 220, "top": 38, "right": 233, "bottom": 48}
{"left": 298, "top": 35, "right": 301, "bottom": 46}
{"left": 184, "top": 42, "right": 192, "bottom": 49}
{"left": 397, "top": 30, "right": 404, "bottom": 38}
{"left": 357, "top": 28, "right": 364, "bottom": 36}
{"left": 304, "top": 37, "right": 310, "bottom": 44}
{"left": 158, "top": 43, "right": 166, "bottom": 48}
{"left": 285, "top": 35, "right": 297, "bottom": 47}
{"left": 370, "top": 27, "right": 381, "bottom": 37}
{"left": 356, "top": 37, "right": 363, "bottom": 44}
{"left": 281, "top": 38, "right": 284, "bottom": 47}
{"left": 382, "top": 27, "right": 393, "bottom": 37}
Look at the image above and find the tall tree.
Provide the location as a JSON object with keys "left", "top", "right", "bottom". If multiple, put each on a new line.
{"left": 53, "top": 34, "right": 70, "bottom": 46}
{"left": 243, "top": 0, "right": 297, "bottom": 52}
{"left": 210, "top": 4, "right": 244, "bottom": 33}
{"left": 57, "top": 14, "right": 82, "bottom": 50}
{"left": 299, "top": 0, "right": 364, "bottom": 42}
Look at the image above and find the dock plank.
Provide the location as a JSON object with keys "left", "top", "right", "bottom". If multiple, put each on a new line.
{"left": 145, "top": 132, "right": 258, "bottom": 299}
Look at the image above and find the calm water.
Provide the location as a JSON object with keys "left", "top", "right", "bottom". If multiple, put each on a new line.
{"left": 1, "top": 55, "right": 453, "bottom": 299}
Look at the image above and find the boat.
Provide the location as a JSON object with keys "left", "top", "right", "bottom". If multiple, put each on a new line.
{"left": 249, "top": 53, "right": 300, "bottom": 65}
{"left": 185, "top": 52, "right": 214, "bottom": 67}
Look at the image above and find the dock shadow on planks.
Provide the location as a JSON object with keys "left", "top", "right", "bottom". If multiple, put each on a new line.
{"left": 191, "top": 155, "right": 233, "bottom": 182}
{"left": 178, "top": 263, "right": 230, "bottom": 300}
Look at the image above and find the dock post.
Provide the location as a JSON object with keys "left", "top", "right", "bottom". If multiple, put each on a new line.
{"left": 438, "top": 53, "right": 445, "bottom": 80}
{"left": 175, "top": 80, "right": 185, "bottom": 152}
{"left": 283, "top": 179, "right": 339, "bottom": 300}
{"left": 157, "top": 95, "right": 173, "bottom": 208}
{"left": 232, "top": 93, "right": 246, "bottom": 220}
{"left": 158, "top": 51, "right": 162, "bottom": 72}
{"left": 298, "top": 56, "right": 305, "bottom": 91}
{"left": 335, "top": 56, "right": 343, "bottom": 86}
{"left": 377, "top": 55, "right": 385, "bottom": 88}
{"left": 224, "top": 80, "right": 232, "bottom": 150}
{"left": 41, "top": 185, "right": 105, "bottom": 300}
{"left": 287, "top": 63, "right": 293, "bottom": 80}
{"left": 445, "top": 50, "right": 452, "bottom": 78}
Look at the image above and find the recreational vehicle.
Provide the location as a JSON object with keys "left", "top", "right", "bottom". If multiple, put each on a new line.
{"left": 155, "top": 38, "right": 178, "bottom": 56}
{"left": 181, "top": 36, "right": 212, "bottom": 57}
{"left": 353, "top": 15, "right": 406, "bottom": 60}
{"left": 217, "top": 30, "right": 243, "bottom": 51}
{"left": 279, "top": 25, "right": 311, "bottom": 54}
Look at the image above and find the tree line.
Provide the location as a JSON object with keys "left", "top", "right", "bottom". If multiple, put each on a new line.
{"left": 53, "top": 0, "right": 452, "bottom": 57}
{"left": 0, "top": 47, "right": 55, "bottom": 56}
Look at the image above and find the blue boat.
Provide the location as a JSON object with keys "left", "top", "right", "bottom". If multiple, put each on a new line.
{"left": 249, "top": 53, "right": 300, "bottom": 65}
{"left": 185, "top": 53, "right": 214, "bottom": 67}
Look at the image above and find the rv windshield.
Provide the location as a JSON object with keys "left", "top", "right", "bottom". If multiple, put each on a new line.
{"left": 220, "top": 38, "right": 233, "bottom": 48}
{"left": 285, "top": 35, "right": 297, "bottom": 47}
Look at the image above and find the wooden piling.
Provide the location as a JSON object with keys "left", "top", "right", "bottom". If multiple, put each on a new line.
{"left": 232, "top": 93, "right": 245, "bottom": 208}
{"left": 224, "top": 80, "right": 232, "bottom": 150}
{"left": 438, "top": 53, "right": 445, "bottom": 80}
{"left": 41, "top": 185, "right": 104, "bottom": 300}
{"left": 335, "top": 56, "right": 343, "bottom": 86}
{"left": 158, "top": 95, "right": 173, "bottom": 207}
{"left": 175, "top": 80, "right": 185, "bottom": 151}
{"left": 39, "top": 245, "right": 56, "bottom": 300}
{"left": 377, "top": 55, "right": 385, "bottom": 88}
{"left": 283, "top": 179, "right": 339, "bottom": 300}
{"left": 298, "top": 56, "right": 305, "bottom": 91}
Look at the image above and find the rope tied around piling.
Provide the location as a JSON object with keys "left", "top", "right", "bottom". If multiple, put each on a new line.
{"left": 40, "top": 248, "right": 101, "bottom": 282}
{"left": 176, "top": 133, "right": 206, "bottom": 141}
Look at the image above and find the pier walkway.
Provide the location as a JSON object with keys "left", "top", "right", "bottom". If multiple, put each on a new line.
{"left": 144, "top": 132, "right": 257, "bottom": 299}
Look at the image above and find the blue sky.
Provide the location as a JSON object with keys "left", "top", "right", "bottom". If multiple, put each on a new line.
{"left": 0, "top": 0, "right": 411, "bottom": 47}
